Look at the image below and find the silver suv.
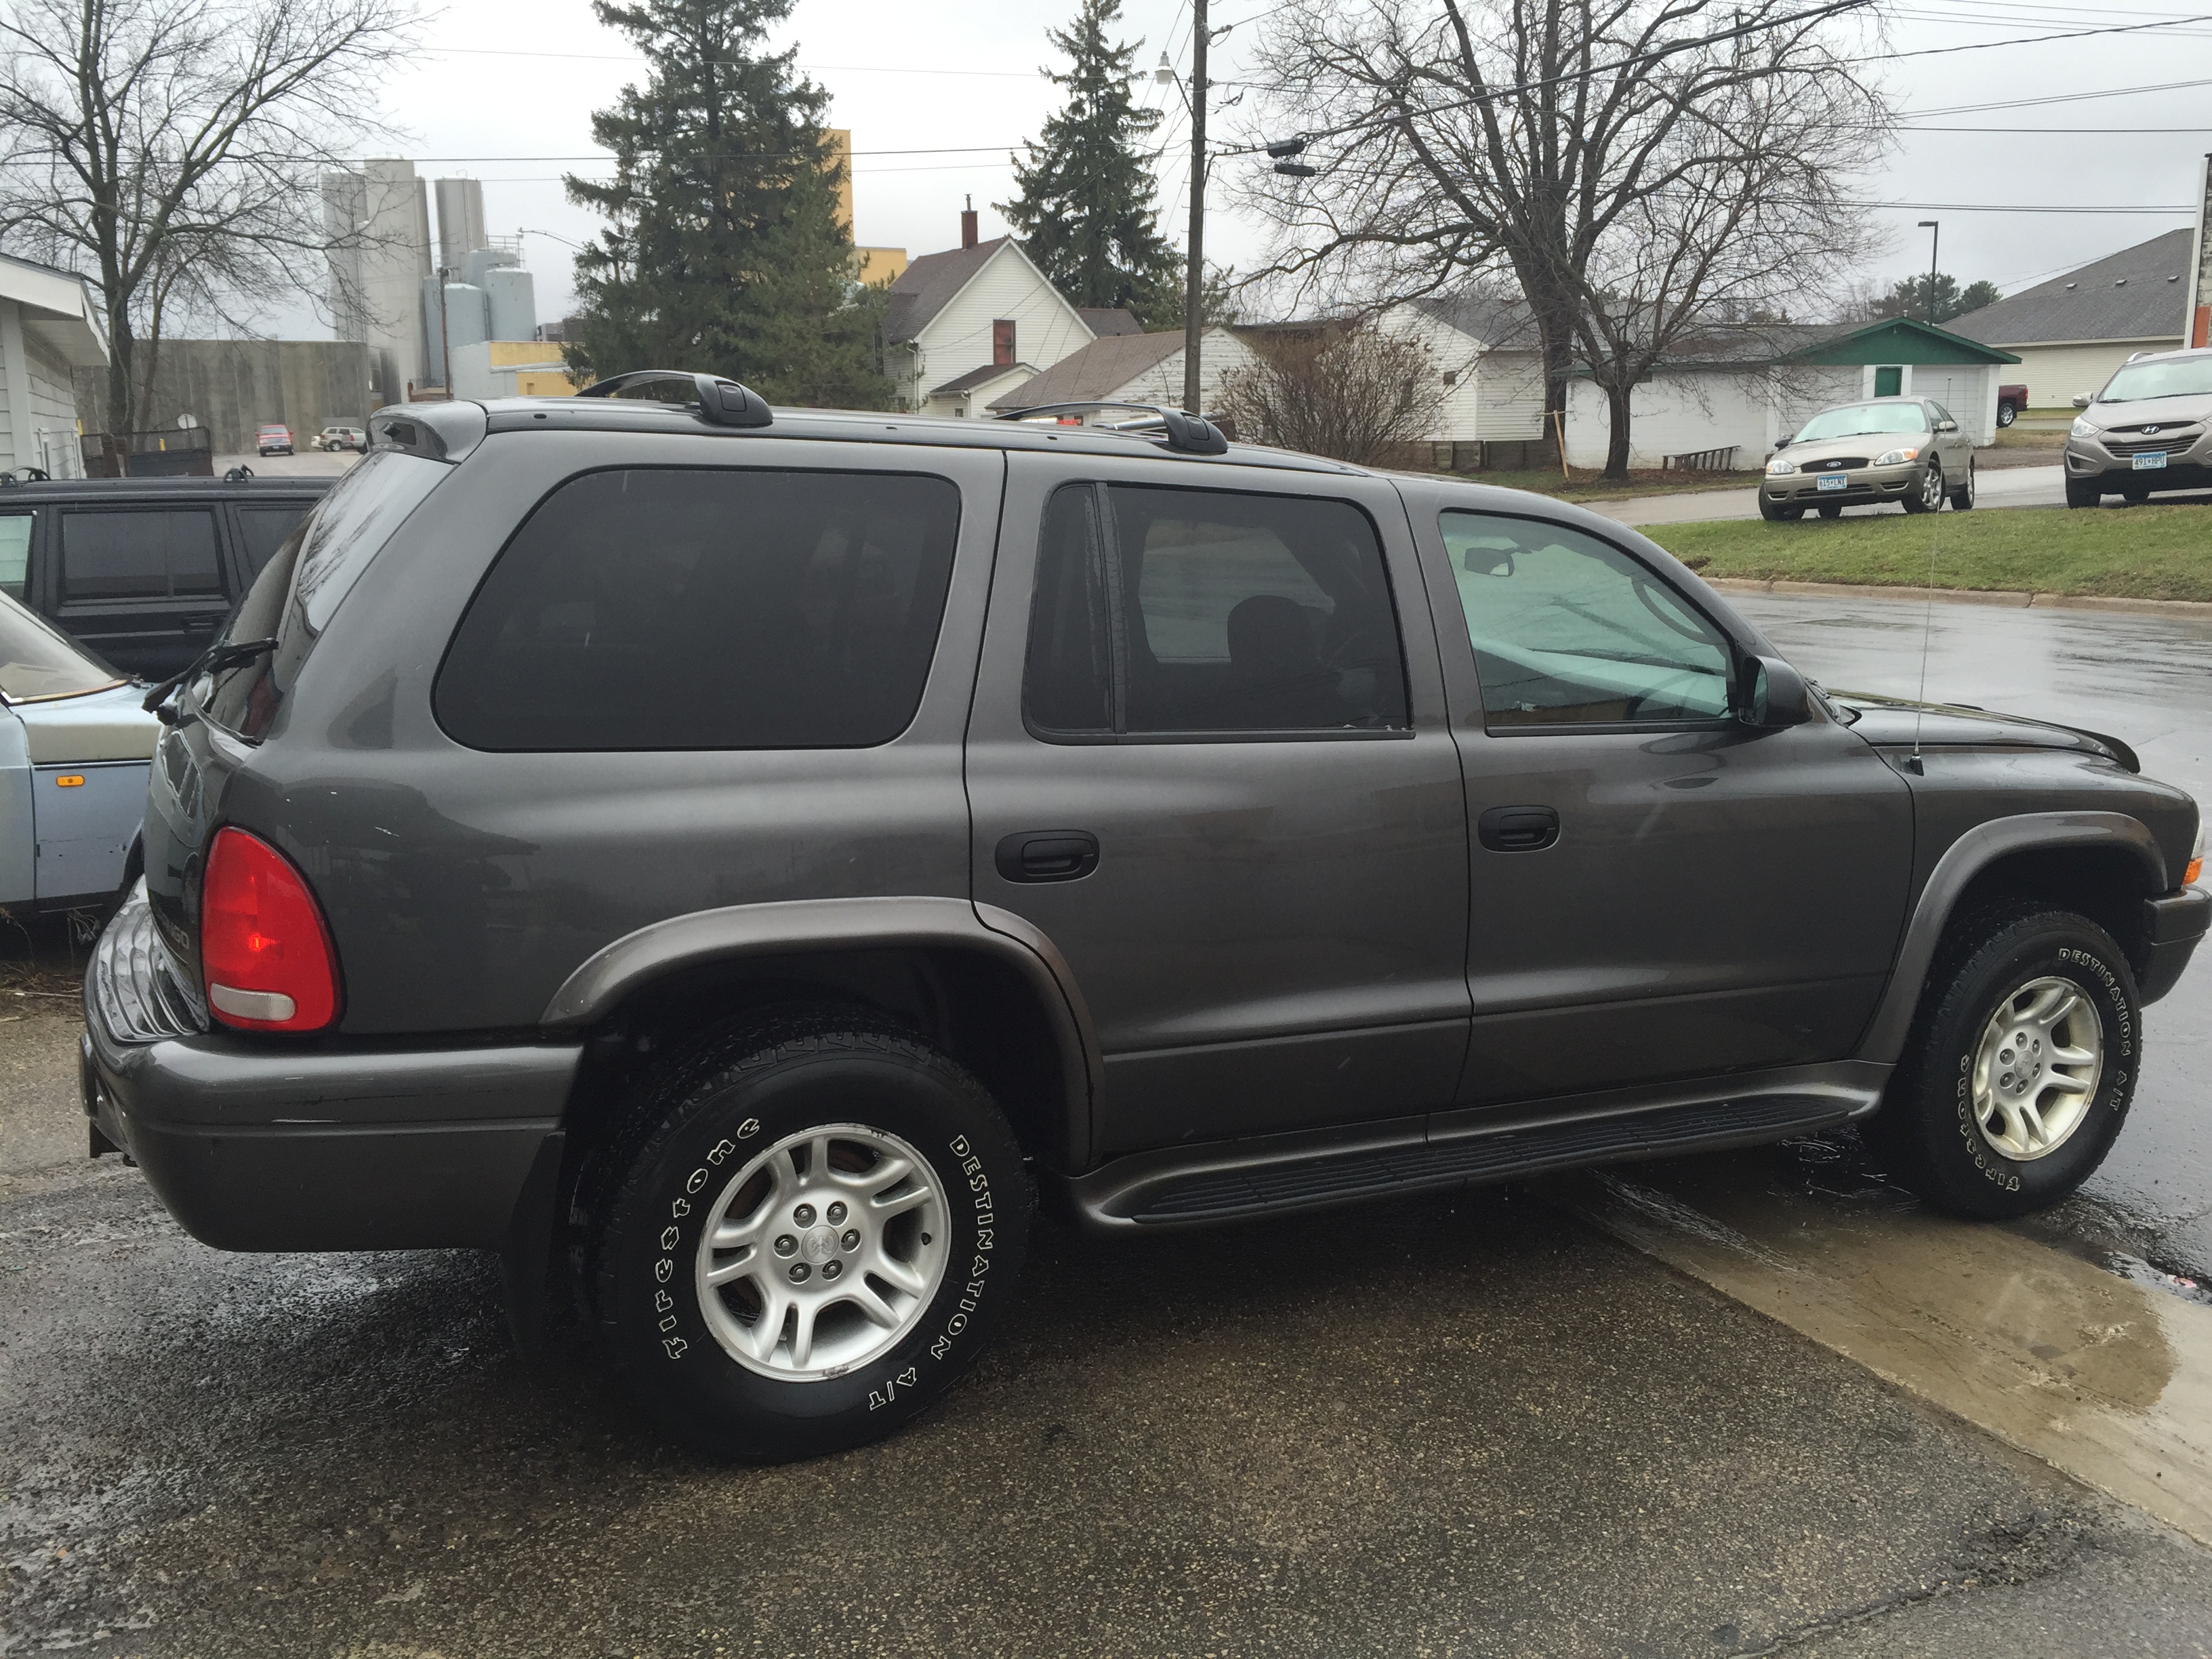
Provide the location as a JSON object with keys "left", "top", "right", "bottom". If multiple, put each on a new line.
{"left": 2065, "top": 345, "right": 2212, "bottom": 506}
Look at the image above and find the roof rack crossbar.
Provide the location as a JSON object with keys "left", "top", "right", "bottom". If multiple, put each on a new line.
{"left": 994, "top": 400, "right": 1229, "bottom": 456}
{"left": 576, "top": 369, "right": 773, "bottom": 429}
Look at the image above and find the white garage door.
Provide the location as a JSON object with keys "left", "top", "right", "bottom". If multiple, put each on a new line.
{"left": 1911, "top": 368, "right": 1990, "bottom": 445}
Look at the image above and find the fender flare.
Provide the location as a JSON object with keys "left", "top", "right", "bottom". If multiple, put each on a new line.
{"left": 539, "top": 896, "right": 1103, "bottom": 1166}
{"left": 1855, "top": 810, "right": 2167, "bottom": 1064}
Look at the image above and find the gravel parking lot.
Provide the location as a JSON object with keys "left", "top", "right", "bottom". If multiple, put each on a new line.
{"left": 5, "top": 590, "right": 2211, "bottom": 1657}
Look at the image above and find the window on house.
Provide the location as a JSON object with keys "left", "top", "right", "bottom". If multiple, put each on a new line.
{"left": 993, "top": 319, "right": 1016, "bottom": 367}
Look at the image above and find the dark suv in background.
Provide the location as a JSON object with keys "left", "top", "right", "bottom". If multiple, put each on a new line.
{"left": 81, "top": 376, "right": 2207, "bottom": 1461}
{"left": 0, "top": 474, "right": 327, "bottom": 677}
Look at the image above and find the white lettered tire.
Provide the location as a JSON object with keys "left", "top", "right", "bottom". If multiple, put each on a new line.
{"left": 582, "top": 1012, "right": 1031, "bottom": 1460}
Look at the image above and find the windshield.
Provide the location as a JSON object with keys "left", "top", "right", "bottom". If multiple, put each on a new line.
{"left": 2099, "top": 356, "right": 2212, "bottom": 403}
{"left": 0, "top": 586, "right": 125, "bottom": 702}
{"left": 1792, "top": 403, "right": 1929, "bottom": 442}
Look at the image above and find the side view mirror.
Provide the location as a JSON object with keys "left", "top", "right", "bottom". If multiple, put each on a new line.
{"left": 1739, "top": 655, "right": 1813, "bottom": 729}
{"left": 1935, "top": 419, "right": 1958, "bottom": 433}
{"left": 1774, "top": 433, "right": 1792, "bottom": 449}
{"left": 2072, "top": 394, "right": 2091, "bottom": 409}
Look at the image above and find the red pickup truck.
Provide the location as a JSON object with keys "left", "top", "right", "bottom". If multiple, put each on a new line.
{"left": 1996, "top": 384, "right": 2028, "bottom": 428}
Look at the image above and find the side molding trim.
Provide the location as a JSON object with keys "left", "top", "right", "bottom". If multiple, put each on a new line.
{"left": 1854, "top": 810, "right": 2167, "bottom": 1065}
{"left": 539, "top": 896, "right": 1101, "bottom": 1166}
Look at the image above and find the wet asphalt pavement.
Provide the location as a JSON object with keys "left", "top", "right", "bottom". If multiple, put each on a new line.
{"left": 6, "top": 592, "right": 2212, "bottom": 1656}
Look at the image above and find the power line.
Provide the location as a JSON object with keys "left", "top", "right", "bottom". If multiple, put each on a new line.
{"left": 428, "top": 45, "right": 1045, "bottom": 77}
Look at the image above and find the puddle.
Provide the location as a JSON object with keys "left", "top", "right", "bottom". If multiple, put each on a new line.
{"left": 1563, "top": 1150, "right": 2212, "bottom": 1547}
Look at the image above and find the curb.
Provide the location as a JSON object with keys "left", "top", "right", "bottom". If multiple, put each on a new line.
{"left": 1702, "top": 577, "right": 2212, "bottom": 619}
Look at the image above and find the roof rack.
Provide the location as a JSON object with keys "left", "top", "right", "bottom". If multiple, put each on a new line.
{"left": 577, "top": 369, "right": 773, "bottom": 429}
{"left": 994, "top": 400, "right": 1229, "bottom": 456}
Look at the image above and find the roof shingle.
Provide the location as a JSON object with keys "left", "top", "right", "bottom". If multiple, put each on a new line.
{"left": 883, "top": 237, "right": 1010, "bottom": 344}
{"left": 1947, "top": 230, "right": 2192, "bottom": 348}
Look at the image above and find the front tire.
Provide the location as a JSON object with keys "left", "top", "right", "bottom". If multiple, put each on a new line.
{"left": 581, "top": 1011, "right": 1032, "bottom": 1461}
{"left": 1862, "top": 906, "right": 2139, "bottom": 1221}
{"left": 2065, "top": 475, "right": 2101, "bottom": 508}
{"left": 1758, "top": 492, "right": 1803, "bottom": 522}
{"left": 1902, "top": 457, "right": 1944, "bottom": 513}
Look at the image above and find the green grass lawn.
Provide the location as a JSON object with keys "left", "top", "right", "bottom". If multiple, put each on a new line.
{"left": 1449, "top": 466, "right": 1767, "bottom": 503}
{"left": 1643, "top": 503, "right": 2212, "bottom": 602}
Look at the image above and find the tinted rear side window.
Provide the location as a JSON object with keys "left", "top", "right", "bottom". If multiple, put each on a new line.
{"left": 435, "top": 468, "right": 962, "bottom": 751}
{"left": 236, "top": 503, "right": 316, "bottom": 579}
{"left": 59, "top": 509, "right": 224, "bottom": 601}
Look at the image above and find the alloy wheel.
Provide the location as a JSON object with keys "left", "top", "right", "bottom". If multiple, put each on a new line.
{"left": 694, "top": 1122, "right": 949, "bottom": 1379}
{"left": 1969, "top": 977, "right": 2104, "bottom": 1162}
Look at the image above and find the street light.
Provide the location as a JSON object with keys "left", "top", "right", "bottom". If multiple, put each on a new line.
{"left": 1917, "top": 220, "right": 1940, "bottom": 325}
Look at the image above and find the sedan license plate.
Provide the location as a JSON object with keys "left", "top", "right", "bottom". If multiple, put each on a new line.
{"left": 1816, "top": 474, "right": 1849, "bottom": 491}
{"left": 2133, "top": 451, "right": 2168, "bottom": 471}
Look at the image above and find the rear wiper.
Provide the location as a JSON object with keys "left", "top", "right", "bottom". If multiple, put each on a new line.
{"left": 142, "top": 636, "right": 278, "bottom": 726}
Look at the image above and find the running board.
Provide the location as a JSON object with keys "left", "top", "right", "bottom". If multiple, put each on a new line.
{"left": 1065, "top": 1070, "right": 1885, "bottom": 1230}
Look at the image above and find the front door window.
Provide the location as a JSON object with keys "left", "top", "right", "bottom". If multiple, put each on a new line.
{"left": 1441, "top": 512, "right": 1732, "bottom": 726}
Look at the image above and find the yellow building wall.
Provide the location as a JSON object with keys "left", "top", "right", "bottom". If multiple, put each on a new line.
{"left": 825, "top": 129, "right": 855, "bottom": 233}
{"left": 855, "top": 247, "right": 908, "bottom": 285}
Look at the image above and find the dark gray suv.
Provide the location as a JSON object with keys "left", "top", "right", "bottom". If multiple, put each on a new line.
{"left": 81, "top": 375, "right": 2209, "bottom": 1460}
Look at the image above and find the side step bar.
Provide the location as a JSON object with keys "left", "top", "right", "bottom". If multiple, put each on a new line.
{"left": 1066, "top": 1069, "right": 1885, "bottom": 1230}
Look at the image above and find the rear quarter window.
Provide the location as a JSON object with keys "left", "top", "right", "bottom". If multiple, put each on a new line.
{"left": 434, "top": 467, "right": 961, "bottom": 751}
{"left": 202, "top": 451, "right": 450, "bottom": 740}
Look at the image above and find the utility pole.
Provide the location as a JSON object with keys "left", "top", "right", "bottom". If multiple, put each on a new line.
{"left": 1917, "top": 220, "right": 1940, "bottom": 325}
{"left": 436, "top": 266, "right": 453, "bottom": 401}
{"left": 1182, "top": 0, "right": 1208, "bottom": 417}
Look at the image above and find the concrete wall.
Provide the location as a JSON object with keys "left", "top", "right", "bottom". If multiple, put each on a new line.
{"left": 74, "top": 339, "right": 377, "bottom": 454}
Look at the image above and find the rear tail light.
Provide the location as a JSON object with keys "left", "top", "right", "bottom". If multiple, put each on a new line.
{"left": 201, "top": 827, "right": 341, "bottom": 1031}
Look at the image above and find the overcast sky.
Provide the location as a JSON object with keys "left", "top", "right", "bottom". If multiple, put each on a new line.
{"left": 306, "top": 0, "right": 2211, "bottom": 334}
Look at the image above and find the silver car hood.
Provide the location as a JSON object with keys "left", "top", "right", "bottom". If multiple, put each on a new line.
{"left": 2076, "top": 392, "right": 2212, "bottom": 431}
{"left": 9, "top": 680, "right": 161, "bottom": 764}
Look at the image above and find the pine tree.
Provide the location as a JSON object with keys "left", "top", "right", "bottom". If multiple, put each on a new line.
{"left": 998, "top": 0, "right": 1182, "bottom": 325}
{"left": 562, "top": 0, "right": 892, "bottom": 409}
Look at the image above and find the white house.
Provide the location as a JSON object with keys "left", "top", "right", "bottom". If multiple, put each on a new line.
{"left": 0, "top": 251, "right": 104, "bottom": 478}
{"left": 987, "top": 328, "right": 1254, "bottom": 418}
{"left": 1562, "top": 316, "right": 2020, "bottom": 472}
{"left": 1380, "top": 294, "right": 1549, "bottom": 451}
{"left": 1947, "top": 229, "right": 2192, "bottom": 407}
{"left": 883, "top": 213, "right": 1097, "bottom": 416}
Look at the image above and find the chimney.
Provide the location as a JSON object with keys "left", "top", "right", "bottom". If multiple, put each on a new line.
{"left": 960, "top": 194, "right": 979, "bottom": 250}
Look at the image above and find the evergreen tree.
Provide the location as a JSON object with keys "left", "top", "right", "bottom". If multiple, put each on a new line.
{"left": 998, "top": 0, "right": 1181, "bottom": 325}
{"left": 562, "top": 0, "right": 892, "bottom": 409}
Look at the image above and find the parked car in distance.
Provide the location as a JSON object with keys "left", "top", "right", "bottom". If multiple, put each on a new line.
{"left": 2063, "top": 344, "right": 2212, "bottom": 508}
{"left": 0, "top": 588, "right": 160, "bottom": 914}
{"left": 83, "top": 380, "right": 2207, "bottom": 1464}
{"left": 1761, "top": 396, "right": 1976, "bottom": 520}
{"left": 255, "top": 424, "right": 294, "bottom": 457}
{"left": 312, "top": 425, "right": 367, "bottom": 453}
{"left": 0, "top": 474, "right": 329, "bottom": 678}
{"left": 1996, "top": 383, "right": 2028, "bottom": 428}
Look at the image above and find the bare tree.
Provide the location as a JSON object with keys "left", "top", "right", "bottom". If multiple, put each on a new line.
{"left": 1216, "top": 320, "right": 1450, "bottom": 465}
{"left": 0, "top": 0, "right": 417, "bottom": 434}
{"left": 1233, "top": 0, "right": 1891, "bottom": 477}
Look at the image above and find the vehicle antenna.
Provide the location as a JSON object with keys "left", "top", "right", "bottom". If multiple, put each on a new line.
{"left": 1910, "top": 519, "right": 1938, "bottom": 774}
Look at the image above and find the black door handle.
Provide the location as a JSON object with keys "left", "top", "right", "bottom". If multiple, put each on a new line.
{"left": 995, "top": 830, "right": 1100, "bottom": 884}
{"left": 1478, "top": 805, "right": 1559, "bottom": 852}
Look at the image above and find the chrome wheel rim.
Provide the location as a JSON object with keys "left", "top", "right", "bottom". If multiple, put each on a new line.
{"left": 1921, "top": 463, "right": 1944, "bottom": 510}
{"left": 694, "top": 1123, "right": 948, "bottom": 1380}
{"left": 1970, "top": 977, "right": 2103, "bottom": 1162}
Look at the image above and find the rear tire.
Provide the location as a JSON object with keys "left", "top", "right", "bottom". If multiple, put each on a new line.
{"left": 1996, "top": 402, "right": 2017, "bottom": 429}
{"left": 581, "top": 1010, "right": 1033, "bottom": 1461}
{"left": 1862, "top": 906, "right": 2139, "bottom": 1221}
{"left": 1950, "top": 458, "right": 1976, "bottom": 510}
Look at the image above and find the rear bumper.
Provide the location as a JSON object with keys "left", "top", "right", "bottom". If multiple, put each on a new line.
{"left": 2140, "top": 886, "right": 2210, "bottom": 1004}
{"left": 83, "top": 895, "right": 580, "bottom": 1251}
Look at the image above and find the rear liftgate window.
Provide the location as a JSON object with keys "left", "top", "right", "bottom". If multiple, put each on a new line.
{"left": 1025, "top": 482, "right": 1409, "bottom": 736}
{"left": 436, "top": 468, "right": 962, "bottom": 751}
